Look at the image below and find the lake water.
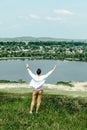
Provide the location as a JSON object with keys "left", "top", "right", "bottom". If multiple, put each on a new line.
{"left": 0, "top": 60, "right": 87, "bottom": 84}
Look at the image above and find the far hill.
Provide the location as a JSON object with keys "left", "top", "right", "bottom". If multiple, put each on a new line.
{"left": 0, "top": 36, "right": 87, "bottom": 42}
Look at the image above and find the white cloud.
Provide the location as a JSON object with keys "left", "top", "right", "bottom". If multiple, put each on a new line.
{"left": 19, "top": 14, "right": 63, "bottom": 22}
{"left": 54, "top": 9, "right": 74, "bottom": 15}
{"left": 18, "top": 15, "right": 30, "bottom": 20}
{"left": 29, "top": 14, "right": 40, "bottom": 20}
{"left": 18, "top": 14, "right": 40, "bottom": 20}
{"left": 46, "top": 16, "right": 62, "bottom": 21}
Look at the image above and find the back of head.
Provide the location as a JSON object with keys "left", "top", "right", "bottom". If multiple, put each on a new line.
{"left": 37, "top": 68, "right": 41, "bottom": 75}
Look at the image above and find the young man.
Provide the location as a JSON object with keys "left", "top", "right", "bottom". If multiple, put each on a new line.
{"left": 26, "top": 64, "right": 56, "bottom": 114}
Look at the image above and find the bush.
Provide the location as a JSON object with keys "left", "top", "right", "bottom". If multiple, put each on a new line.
{"left": 56, "top": 81, "right": 73, "bottom": 87}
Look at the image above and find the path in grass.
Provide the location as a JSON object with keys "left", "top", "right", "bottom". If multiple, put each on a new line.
{"left": 0, "top": 82, "right": 87, "bottom": 97}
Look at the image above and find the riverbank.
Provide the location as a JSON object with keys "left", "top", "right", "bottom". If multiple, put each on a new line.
{"left": 0, "top": 81, "right": 87, "bottom": 91}
{"left": 0, "top": 57, "right": 87, "bottom": 62}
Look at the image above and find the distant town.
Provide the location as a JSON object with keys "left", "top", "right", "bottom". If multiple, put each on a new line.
{"left": 0, "top": 37, "right": 87, "bottom": 61}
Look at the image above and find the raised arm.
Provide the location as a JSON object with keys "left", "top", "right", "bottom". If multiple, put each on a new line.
{"left": 26, "top": 64, "right": 35, "bottom": 79}
{"left": 43, "top": 65, "right": 56, "bottom": 79}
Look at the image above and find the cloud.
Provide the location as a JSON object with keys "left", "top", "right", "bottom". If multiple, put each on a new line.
{"left": 54, "top": 9, "right": 74, "bottom": 15}
{"left": 18, "top": 14, "right": 40, "bottom": 20}
{"left": 29, "top": 14, "right": 40, "bottom": 20}
{"left": 19, "top": 14, "right": 63, "bottom": 22}
{"left": 46, "top": 16, "right": 62, "bottom": 21}
{"left": 18, "top": 15, "right": 29, "bottom": 20}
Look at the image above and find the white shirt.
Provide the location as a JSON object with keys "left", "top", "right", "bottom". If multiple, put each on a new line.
{"left": 27, "top": 68, "right": 54, "bottom": 90}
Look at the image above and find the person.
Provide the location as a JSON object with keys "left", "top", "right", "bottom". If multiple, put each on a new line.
{"left": 26, "top": 64, "right": 56, "bottom": 114}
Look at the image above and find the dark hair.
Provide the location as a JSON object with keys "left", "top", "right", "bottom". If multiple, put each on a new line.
{"left": 36, "top": 68, "right": 41, "bottom": 75}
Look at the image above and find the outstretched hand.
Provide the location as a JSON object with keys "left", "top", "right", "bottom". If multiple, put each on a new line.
{"left": 26, "top": 64, "right": 29, "bottom": 69}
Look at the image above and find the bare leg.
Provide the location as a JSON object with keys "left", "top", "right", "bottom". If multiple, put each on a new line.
{"left": 36, "top": 90, "right": 42, "bottom": 113}
{"left": 30, "top": 91, "right": 37, "bottom": 113}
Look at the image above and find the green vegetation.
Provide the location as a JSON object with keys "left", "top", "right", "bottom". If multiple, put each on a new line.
{"left": 0, "top": 92, "right": 87, "bottom": 130}
{"left": 56, "top": 81, "right": 73, "bottom": 87}
{"left": 0, "top": 79, "right": 26, "bottom": 83}
{"left": 0, "top": 41, "right": 87, "bottom": 61}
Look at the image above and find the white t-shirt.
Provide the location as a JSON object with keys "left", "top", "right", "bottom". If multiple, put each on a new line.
{"left": 27, "top": 69, "right": 54, "bottom": 90}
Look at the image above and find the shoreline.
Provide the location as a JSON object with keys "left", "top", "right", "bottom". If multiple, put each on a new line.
{"left": 0, "top": 81, "right": 87, "bottom": 91}
{"left": 0, "top": 57, "right": 87, "bottom": 62}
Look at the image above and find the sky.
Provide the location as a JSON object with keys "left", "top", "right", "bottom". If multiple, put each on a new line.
{"left": 0, "top": 0, "right": 87, "bottom": 39}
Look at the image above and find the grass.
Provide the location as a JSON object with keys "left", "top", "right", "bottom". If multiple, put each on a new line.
{"left": 0, "top": 86, "right": 87, "bottom": 97}
{"left": 0, "top": 92, "right": 87, "bottom": 130}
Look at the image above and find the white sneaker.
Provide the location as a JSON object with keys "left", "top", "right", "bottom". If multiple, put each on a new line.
{"left": 29, "top": 111, "right": 32, "bottom": 114}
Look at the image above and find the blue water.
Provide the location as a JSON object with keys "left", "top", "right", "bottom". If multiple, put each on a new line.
{"left": 0, "top": 60, "right": 87, "bottom": 84}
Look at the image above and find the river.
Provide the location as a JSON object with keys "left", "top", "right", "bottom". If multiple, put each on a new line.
{"left": 0, "top": 60, "right": 87, "bottom": 84}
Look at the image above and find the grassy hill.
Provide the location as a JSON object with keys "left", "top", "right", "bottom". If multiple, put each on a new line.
{"left": 0, "top": 92, "right": 87, "bottom": 130}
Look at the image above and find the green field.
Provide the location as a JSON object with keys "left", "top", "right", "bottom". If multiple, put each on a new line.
{"left": 0, "top": 88, "right": 87, "bottom": 130}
